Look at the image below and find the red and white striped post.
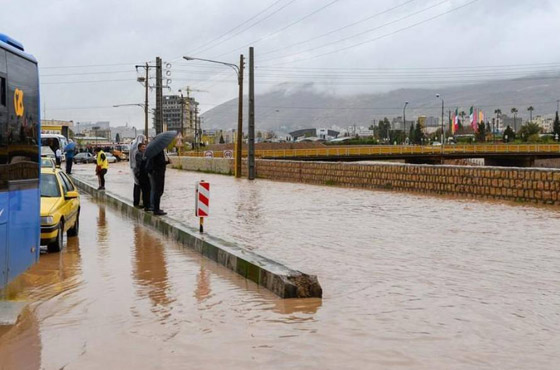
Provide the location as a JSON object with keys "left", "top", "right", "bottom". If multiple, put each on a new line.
{"left": 195, "top": 180, "right": 210, "bottom": 233}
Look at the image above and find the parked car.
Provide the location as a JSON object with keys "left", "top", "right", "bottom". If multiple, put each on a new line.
{"left": 40, "top": 167, "right": 80, "bottom": 252}
{"left": 105, "top": 153, "right": 118, "bottom": 163}
{"left": 74, "top": 152, "right": 95, "bottom": 164}
{"left": 111, "top": 149, "right": 128, "bottom": 161}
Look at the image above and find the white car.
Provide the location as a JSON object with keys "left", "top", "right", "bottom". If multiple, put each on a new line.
{"left": 104, "top": 153, "right": 118, "bottom": 163}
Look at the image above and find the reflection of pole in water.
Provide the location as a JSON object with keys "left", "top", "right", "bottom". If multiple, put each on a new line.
{"left": 96, "top": 206, "right": 108, "bottom": 246}
{"left": 194, "top": 265, "right": 211, "bottom": 303}
{"left": 132, "top": 225, "right": 171, "bottom": 310}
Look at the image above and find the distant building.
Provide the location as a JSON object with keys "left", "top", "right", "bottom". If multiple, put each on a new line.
{"left": 391, "top": 116, "right": 414, "bottom": 131}
{"left": 158, "top": 94, "right": 199, "bottom": 137}
{"left": 533, "top": 115, "right": 554, "bottom": 133}
{"left": 83, "top": 127, "right": 111, "bottom": 140}
{"left": 289, "top": 128, "right": 339, "bottom": 141}
{"left": 500, "top": 115, "right": 523, "bottom": 131}
{"left": 41, "top": 119, "right": 73, "bottom": 138}
{"left": 75, "top": 121, "right": 110, "bottom": 134}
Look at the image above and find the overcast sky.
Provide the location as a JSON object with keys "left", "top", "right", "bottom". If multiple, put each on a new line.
{"left": 3, "top": 0, "right": 560, "bottom": 128}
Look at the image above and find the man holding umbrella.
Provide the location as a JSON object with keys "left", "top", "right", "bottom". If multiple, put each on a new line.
{"left": 64, "top": 140, "right": 76, "bottom": 174}
{"left": 144, "top": 131, "right": 176, "bottom": 216}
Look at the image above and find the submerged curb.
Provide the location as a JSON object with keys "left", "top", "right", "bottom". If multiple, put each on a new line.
{"left": 70, "top": 176, "right": 322, "bottom": 299}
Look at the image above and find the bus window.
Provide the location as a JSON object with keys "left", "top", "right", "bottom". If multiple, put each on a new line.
{"left": 6, "top": 51, "right": 39, "bottom": 179}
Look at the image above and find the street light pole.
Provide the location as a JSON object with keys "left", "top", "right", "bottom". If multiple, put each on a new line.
{"left": 183, "top": 55, "right": 244, "bottom": 178}
{"left": 436, "top": 94, "right": 444, "bottom": 144}
{"left": 403, "top": 101, "right": 409, "bottom": 138}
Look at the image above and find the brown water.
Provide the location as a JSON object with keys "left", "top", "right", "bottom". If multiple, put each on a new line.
{"left": 1, "top": 162, "right": 559, "bottom": 369}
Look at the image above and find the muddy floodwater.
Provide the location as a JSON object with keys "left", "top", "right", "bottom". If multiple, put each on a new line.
{"left": 1, "top": 162, "right": 560, "bottom": 369}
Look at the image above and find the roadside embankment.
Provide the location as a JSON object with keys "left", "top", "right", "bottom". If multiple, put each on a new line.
{"left": 70, "top": 176, "right": 322, "bottom": 299}
{"left": 170, "top": 157, "right": 560, "bottom": 206}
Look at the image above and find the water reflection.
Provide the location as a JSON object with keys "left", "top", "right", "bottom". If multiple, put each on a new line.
{"left": 0, "top": 307, "right": 41, "bottom": 370}
{"left": 96, "top": 206, "right": 108, "bottom": 247}
{"left": 194, "top": 265, "right": 212, "bottom": 303}
{"left": 2, "top": 235, "right": 82, "bottom": 302}
{"left": 272, "top": 297, "right": 322, "bottom": 315}
{"left": 132, "top": 225, "right": 172, "bottom": 313}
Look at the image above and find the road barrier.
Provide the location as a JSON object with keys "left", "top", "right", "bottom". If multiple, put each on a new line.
{"left": 71, "top": 176, "right": 322, "bottom": 299}
{"left": 180, "top": 143, "right": 560, "bottom": 160}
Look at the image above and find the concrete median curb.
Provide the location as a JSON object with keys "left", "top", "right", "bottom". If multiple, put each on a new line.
{"left": 70, "top": 176, "right": 322, "bottom": 299}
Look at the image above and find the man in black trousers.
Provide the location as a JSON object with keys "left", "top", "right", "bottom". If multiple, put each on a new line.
{"left": 134, "top": 142, "right": 151, "bottom": 210}
{"left": 147, "top": 150, "right": 168, "bottom": 216}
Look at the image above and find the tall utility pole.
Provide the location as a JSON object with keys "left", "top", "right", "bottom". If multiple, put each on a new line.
{"left": 144, "top": 63, "right": 149, "bottom": 137}
{"left": 135, "top": 62, "right": 155, "bottom": 138}
{"left": 195, "top": 104, "right": 200, "bottom": 149}
{"left": 155, "top": 57, "right": 164, "bottom": 134}
{"left": 179, "top": 90, "right": 184, "bottom": 138}
{"left": 248, "top": 47, "right": 255, "bottom": 180}
{"left": 236, "top": 54, "right": 245, "bottom": 178}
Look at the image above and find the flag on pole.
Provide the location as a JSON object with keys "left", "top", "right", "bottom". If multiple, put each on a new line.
{"left": 469, "top": 106, "right": 474, "bottom": 127}
{"left": 479, "top": 110, "right": 484, "bottom": 124}
{"left": 473, "top": 107, "right": 479, "bottom": 132}
{"left": 453, "top": 108, "right": 459, "bottom": 133}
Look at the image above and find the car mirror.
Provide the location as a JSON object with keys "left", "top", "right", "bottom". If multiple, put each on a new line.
{"left": 65, "top": 190, "right": 79, "bottom": 200}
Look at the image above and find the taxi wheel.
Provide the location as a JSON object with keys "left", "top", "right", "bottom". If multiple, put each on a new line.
{"left": 68, "top": 212, "right": 79, "bottom": 237}
{"left": 47, "top": 222, "right": 64, "bottom": 253}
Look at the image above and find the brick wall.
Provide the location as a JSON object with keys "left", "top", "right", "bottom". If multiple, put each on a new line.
{"left": 171, "top": 157, "right": 560, "bottom": 205}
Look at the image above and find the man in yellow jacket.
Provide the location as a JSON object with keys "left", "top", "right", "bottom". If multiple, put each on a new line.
{"left": 94, "top": 147, "right": 109, "bottom": 190}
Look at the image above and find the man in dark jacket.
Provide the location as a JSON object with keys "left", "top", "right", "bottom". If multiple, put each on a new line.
{"left": 134, "top": 143, "right": 151, "bottom": 209}
{"left": 147, "top": 150, "right": 168, "bottom": 216}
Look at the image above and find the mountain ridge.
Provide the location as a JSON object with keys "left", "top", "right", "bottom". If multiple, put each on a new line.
{"left": 201, "top": 75, "right": 560, "bottom": 134}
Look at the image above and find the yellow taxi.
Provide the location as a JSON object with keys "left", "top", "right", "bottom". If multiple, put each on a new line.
{"left": 40, "top": 167, "right": 80, "bottom": 252}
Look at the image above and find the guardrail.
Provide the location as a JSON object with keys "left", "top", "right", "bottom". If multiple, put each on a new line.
{"left": 181, "top": 144, "right": 560, "bottom": 159}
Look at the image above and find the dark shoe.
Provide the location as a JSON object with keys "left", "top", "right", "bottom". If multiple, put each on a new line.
{"left": 153, "top": 210, "right": 167, "bottom": 216}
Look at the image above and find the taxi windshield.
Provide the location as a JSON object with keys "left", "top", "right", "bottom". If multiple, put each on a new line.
{"left": 40, "top": 173, "right": 60, "bottom": 197}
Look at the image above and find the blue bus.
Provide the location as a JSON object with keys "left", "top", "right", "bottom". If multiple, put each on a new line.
{"left": 0, "top": 34, "right": 40, "bottom": 290}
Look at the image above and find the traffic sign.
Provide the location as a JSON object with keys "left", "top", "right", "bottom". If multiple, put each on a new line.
{"left": 204, "top": 150, "right": 214, "bottom": 158}
{"left": 195, "top": 181, "right": 210, "bottom": 217}
{"left": 223, "top": 150, "right": 233, "bottom": 159}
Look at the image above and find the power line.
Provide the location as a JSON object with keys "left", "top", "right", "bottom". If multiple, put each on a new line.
{"left": 256, "top": 62, "right": 560, "bottom": 72}
{"left": 213, "top": 0, "right": 341, "bottom": 59}
{"left": 259, "top": 0, "right": 452, "bottom": 63}
{"left": 41, "top": 62, "right": 142, "bottom": 69}
{"left": 183, "top": 0, "right": 285, "bottom": 56}
{"left": 187, "top": 0, "right": 297, "bottom": 57}
{"left": 258, "top": 0, "right": 419, "bottom": 57}
{"left": 261, "top": 0, "right": 480, "bottom": 65}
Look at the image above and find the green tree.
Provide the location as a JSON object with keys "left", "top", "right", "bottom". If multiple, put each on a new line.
{"left": 518, "top": 122, "right": 541, "bottom": 142}
{"left": 511, "top": 107, "right": 519, "bottom": 131}
{"left": 476, "top": 120, "right": 487, "bottom": 142}
{"left": 553, "top": 111, "right": 560, "bottom": 137}
{"left": 219, "top": 134, "right": 225, "bottom": 144}
{"left": 413, "top": 121, "right": 424, "bottom": 145}
{"left": 377, "top": 117, "right": 391, "bottom": 142}
{"left": 503, "top": 125, "right": 515, "bottom": 142}
{"left": 115, "top": 133, "right": 120, "bottom": 143}
{"left": 527, "top": 106, "right": 534, "bottom": 122}
{"left": 408, "top": 124, "right": 415, "bottom": 144}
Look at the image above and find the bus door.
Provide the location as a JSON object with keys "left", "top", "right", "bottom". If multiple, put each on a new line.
{"left": 0, "top": 48, "right": 7, "bottom": 287}
{"left": 0, "top": 193, "right": 7, "bottom": 288}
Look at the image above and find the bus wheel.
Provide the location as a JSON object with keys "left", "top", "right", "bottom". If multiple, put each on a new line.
{"left": 48, "top": 222, "right": 64, "bottom": 253}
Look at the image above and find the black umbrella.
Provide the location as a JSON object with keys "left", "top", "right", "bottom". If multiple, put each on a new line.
{"left": 144, "top": 131, "right": 177, "bottom": 159}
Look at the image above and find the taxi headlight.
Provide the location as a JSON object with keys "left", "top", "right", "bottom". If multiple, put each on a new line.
{"left": 41, "top": 216, "right": 54, "bottom": 225}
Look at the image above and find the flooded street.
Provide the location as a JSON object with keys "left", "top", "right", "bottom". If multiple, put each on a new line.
{"left": 1, "top": 161, "right": 560, "bottom": 369}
